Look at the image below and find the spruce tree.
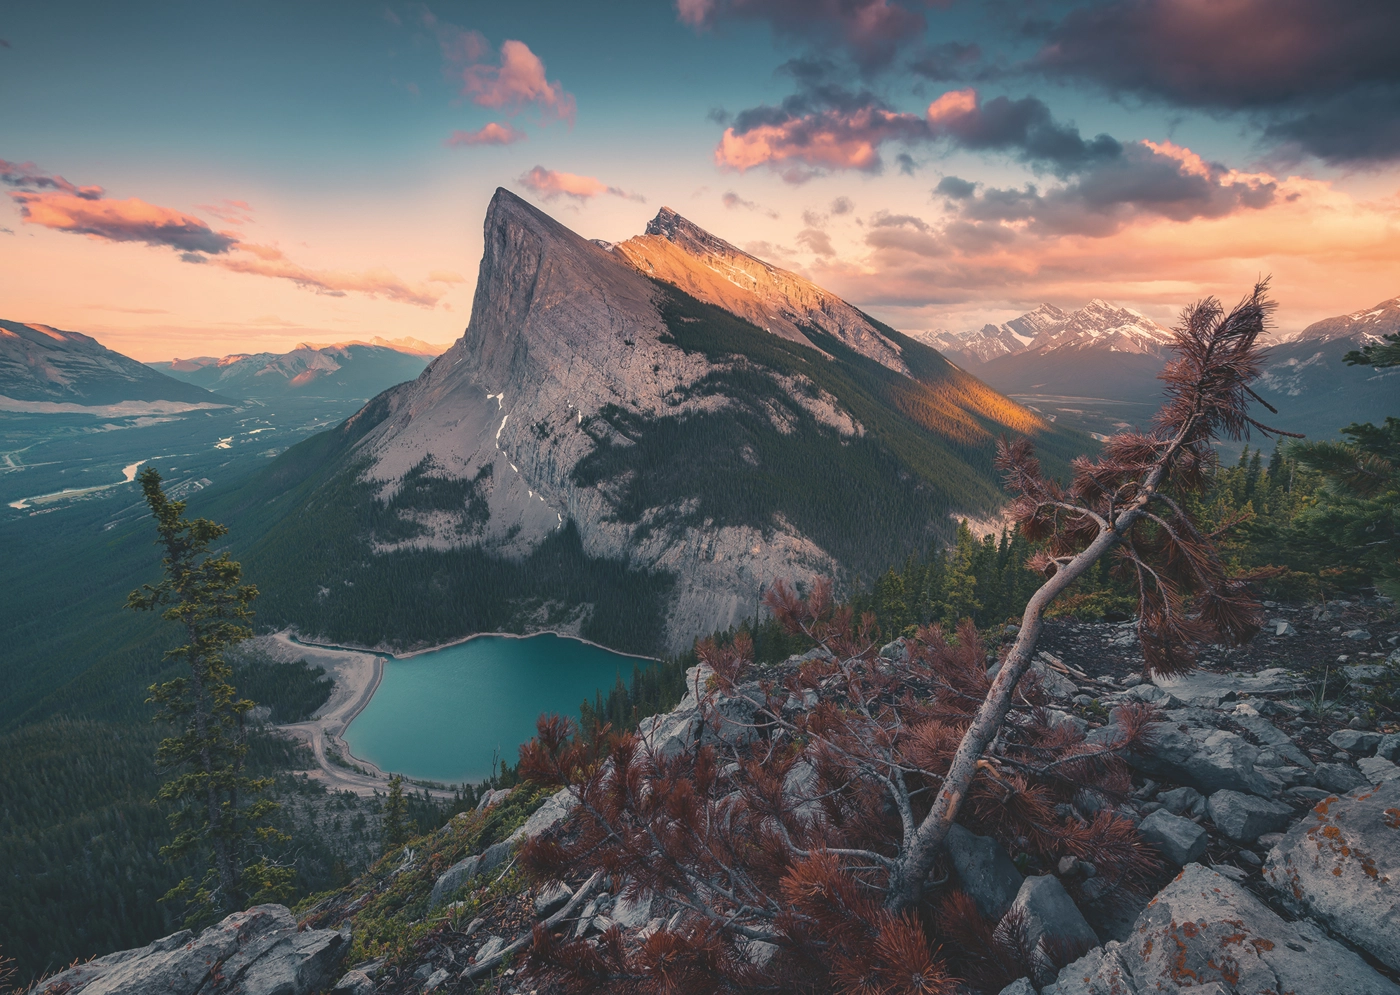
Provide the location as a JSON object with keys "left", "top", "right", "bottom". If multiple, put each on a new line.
{"left": 126, "top": 467, "right": 291, "bottom": 925}
{"left": 940, "top": 519, "right": 981, "bottom": 628}
{"left": 382, "top": 775, "right": 409, "bottom": 851}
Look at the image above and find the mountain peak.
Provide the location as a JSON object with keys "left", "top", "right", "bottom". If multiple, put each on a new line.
{"left": 1295, "top": 293, "right": 1400, "bottom": 345}
{"left": 621, "top": 210, "right": 911, "bottom": 374}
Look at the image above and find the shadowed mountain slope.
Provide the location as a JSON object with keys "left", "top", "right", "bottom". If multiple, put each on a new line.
{"left": 209, "top": 190, "right": 1087, "bottom": 654}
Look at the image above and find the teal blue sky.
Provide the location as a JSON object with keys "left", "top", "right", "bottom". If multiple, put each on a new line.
{"left": 3, "top": 2, "right": 1398, "bottom": 358}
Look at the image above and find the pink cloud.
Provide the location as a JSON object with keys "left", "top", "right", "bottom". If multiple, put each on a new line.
{"left": 5, "top": 161, "right": 449, "bottom": 307}
{"left": 11, "top": 190, "right": 238, "bottom": 254}
{"left": 715, "top": 106, "right": 928, "bottom": 182}
{"left": 445, "top": 35, "right": 575, "bottom": 124}
{"left": 445, "top": 121, "right": 528, "bottom": 147}
{"left": 518, "top": 166, "right": 643, "bottom": 202}
{"left": 213, "top": 244, "right": 444, "bottom": 307}
{"left": 0, "top": 158, "right": 104, "bottom": 199}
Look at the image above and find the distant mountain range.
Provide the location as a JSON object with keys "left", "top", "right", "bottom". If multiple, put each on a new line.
{"left": 209, "top": 189, "right": 1085, "bottom": 654}
{"left": 1252, "top": 295, "right": 1400, "bottom": 440}
{"left": 0, "top": 320, "right": 223, "bottom": 407}
{"left": 150, "top": 342, "right": 433, "bottom": 402}
{"left": 917, "top": 295, "right": 1396, "bottom": 441}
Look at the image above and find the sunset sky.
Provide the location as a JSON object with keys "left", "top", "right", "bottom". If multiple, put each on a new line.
{"left": 2, "top": 1, "right": 1398, "bottom": 360}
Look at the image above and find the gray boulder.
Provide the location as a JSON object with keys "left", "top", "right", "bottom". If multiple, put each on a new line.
{"left": 945, "top": 823, "right": 1024, "bottom": 921}
{"left": 475, "top": 936, "right": 506, "bottom": 962}
{"left": 1138, "top": 809, "right": 1208, "bottom": 865}
{"left": 1206, "top": 790, "right": 1293, "bottom": 842}
{"left": 1040, "top": 942, "right": 1136, "bottom": 995}
{"left": 1378, "top": 733, "right": 1400, "bottom": 762}
{"left": 1264, "top": 779, "right": 1400, "bottom": 971}
{"left": 34, "top": 905, "right": 349, "bottom": 995}
{"left": 997, "top": 979, "right": 1036, "bottom": 995}
{"left": 1150, "top": 667, "right": 1298, "bottom": 708}
{"left": 1315, "top": 762, "right": 1369, "bottom": 793}
{"left": 1231, "top": 706, "right": 1314, "bottom": 769}
{"left": 1130, "top": 722, "right": 1272, "bottom": 797}
{"left": 1329, "top": 729, "right": 1382, "bottom": 755}
{"left": 429, "top": 787, "right": 578, "bottom": 908}
{"left": 1007, "top": 874, "right": 1099, "bottom": 985}
{"left": 1358, "top": 756, "right": 1400, "bottom": 784}
{"left": 328, "top": 970, "right": 375, "bottom": 995}
{"left": 635, "top": 664, "right": 760, "bottom": 758}
{"left": 1033, "top": 656, "right": 1079, "bottom": 699}
{"left": 1156, "top": 785, "right": 1205, "bottom": 818}
{"left": 534, "top": 880, "right": 573, "bottom": 917}
{"left": 1053, "top": 864, "right": 1400, "bottom": 994}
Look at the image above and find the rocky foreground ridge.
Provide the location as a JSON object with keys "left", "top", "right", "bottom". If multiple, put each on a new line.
{"left": 48, "top": 598, "right": 1400, "bottom": 994}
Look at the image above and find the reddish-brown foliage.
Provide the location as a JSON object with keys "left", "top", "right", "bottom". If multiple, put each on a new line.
{"left": 517, "top": 282, "right": 1285, "bottom": 994}
{"left": 519, "top": 609, "right": 1157, "bottom": 994}
{"left": 999, "top": 281, "right": 1289, "bottom": 675}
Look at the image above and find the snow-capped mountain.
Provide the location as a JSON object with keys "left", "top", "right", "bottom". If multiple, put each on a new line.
{"left": 926, "top": 300, "right": 1172, "bottom": 369}
{"left": 1290, "top": 295, "right": 1400, "bottom": 346}
{"left": 1023, "top": 299, "right": 1174, "bottom": 356}
{"left": 1250, "top": 294, "right": 1399, "bottom": 441}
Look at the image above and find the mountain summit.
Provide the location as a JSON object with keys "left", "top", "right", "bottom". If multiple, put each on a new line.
{"left": 926, "top": 300, "right": 1172, "bottom": 368}
{"left": 0, "top": 320, "right": 223, "bottom": 406}
{"left": 220, "top": 189, "right": 1082, "bottom": 653}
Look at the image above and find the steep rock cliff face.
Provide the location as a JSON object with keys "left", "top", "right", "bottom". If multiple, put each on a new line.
{"left": 343, "top": 192, "right": 841, "bottom": 644}
{"left": 235, "top": 189, "right": 1082, "bottom": 652}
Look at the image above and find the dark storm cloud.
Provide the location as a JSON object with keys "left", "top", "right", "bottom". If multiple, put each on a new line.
{"left": 957, "top": 141, "right": 1278, "bottom": 237}
{"left": 925, "top": 91, "right": 1121, "bottom": 177}
{"left": 934, "top": 175, "right": 976, "bottom": 199}
{"left": 1035, "top": 0, "right": 1400, "bottom": 162}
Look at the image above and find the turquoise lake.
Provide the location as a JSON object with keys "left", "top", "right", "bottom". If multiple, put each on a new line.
{"left": 342, "top": 633, "right": 651, "bottom": 784}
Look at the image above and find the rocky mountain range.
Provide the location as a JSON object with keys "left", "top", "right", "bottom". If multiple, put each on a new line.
{"left": 0, "top": 320, "right": 223, "bottom": 407}
{"left": 214, "top": 189, "right": 1084, "bottom": 653}
{"left": 150, "top": 341, "right": 433, "bottom": 402}
{"left": 1249, "top": 295, "right": 1400, "bottom": 441}
{"left": 922, "top": 293, "right": 1396, "bottom": 442}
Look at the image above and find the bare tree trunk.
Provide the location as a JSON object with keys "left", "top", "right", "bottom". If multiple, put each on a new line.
{"left": 885, "top": 474, "right": 1167, "bottom": 910}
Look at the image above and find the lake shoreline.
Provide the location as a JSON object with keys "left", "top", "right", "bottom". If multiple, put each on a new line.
{"left": 281, "top": 627, "right": 661, "bottom": 664}
{"left": 308, "top": 629, "right": 657, "bottom": 785}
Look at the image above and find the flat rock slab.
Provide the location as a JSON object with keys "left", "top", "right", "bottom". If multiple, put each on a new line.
{"left": 1206, "top": 790, "right": 1293, "bottom": 842}
{"left": 1264, "top": 780, "right": 1400, "bottom": 972}
{"left": 1130, "top": 723, "right": 1271, "bottom": 797}
{"left": 34, "top": 905, "right": 349, "bottom": 995}
{"left": 1151, "top": 668, "right": 1298, "bottom": 707}
{"left": 1047, "top": 864, "right": 1400, "bottom": 994}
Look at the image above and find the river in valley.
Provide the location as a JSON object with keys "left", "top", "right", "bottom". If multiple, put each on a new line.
{"left": 342, "top": 633, "right": 653, "bottom": 785}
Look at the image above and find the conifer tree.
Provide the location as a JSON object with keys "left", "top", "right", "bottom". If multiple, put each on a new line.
{"left": 126, "top": 467, "right": 291, "bottom": 925}
{"left": 382, "top": 775, "right": 409, "bottom": 851}
{"left": 941, "top": 519, "right": 981, "bottom": 627}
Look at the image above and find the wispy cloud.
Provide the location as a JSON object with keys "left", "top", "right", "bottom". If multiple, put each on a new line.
{"left": 445, "top": 121, "right": 528, "bottom": 147}
{"left": 518, "top": 166, "right": 644, "bottom": 202}
{"left": 677, "top": 0, "right": 924, "bottom": 73}
{"left": 721, "top": 190, "right": 778, "bottom": 218}
{"left": 4, "top": 160, "right": 450, "bottom": 307}
{"left": 213, "top": 243, "right": 444, "bottom": 306}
